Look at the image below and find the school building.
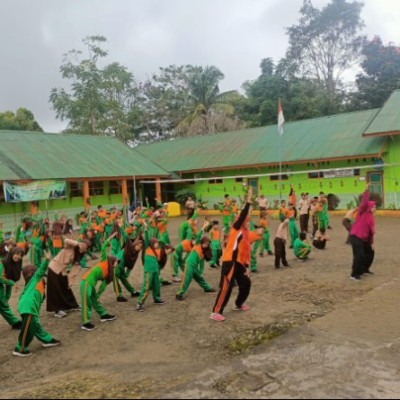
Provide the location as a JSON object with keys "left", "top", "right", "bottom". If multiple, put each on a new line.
{"left": 1, "top": 90, "right": 400, "bottom": 233}
{"left": 135, "top": 90, "right": 400, "bottom": 211}
{"left": 0, "top": 131, "right": 169, "bottom": 233}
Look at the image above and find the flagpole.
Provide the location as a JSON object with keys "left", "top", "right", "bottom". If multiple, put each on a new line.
{"left": 279, "top": 133, "right": 282, "bottom": 201}
{"left": 277, "top": 98, "right": 284, "bottom": 201}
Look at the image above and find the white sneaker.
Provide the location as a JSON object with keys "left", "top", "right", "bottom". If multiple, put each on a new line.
{"left": 172, "top": 276, "right": 182, "bottom": 282}
{"left": 54, "top": 310, "right": 67, "bottom": 318}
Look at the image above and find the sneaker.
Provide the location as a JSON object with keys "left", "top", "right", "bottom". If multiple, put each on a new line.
{"left": 130, "top": 292, "right": 140, "bottom": 298}
{"left": 100, "top": 314, "right": 116, "bottom": 322}
{"left": 13, "top": 349, "right": 32, "bottom": 357}
{"left": 204, "top": 288, "right": 216, "bottom": 293}
{"left": 350, "top": 275, "right": 361, "bottom": 281}
{"left": 81, "top": 323, "right": 97, "bottom": 331}
{"left": 172, "top": 276, "right": 182, "bottom": 282}
{"left": 209, "top": 312, "right": 225, "bottom": 322}
{"left": 11, "top": 321, "right": 22, "bottom": 330}
{"left": 259, "top": 253, "right": 264, "bottom": 258}
{"left": 42, "top": 338, "right": 61, "bottom": 348}
{"left": 54, "top": 310, "right": 67, "bottom": 318}
{"left": 175, "top": 294, "right": 185, "bottom": 301}
{"left": 297, "top": 258, "right": 306, "bottom": 262}
{"left": 117, "top": 296, "right": 128, "bottom": 302}
{"left": 268, "top": 251, "right": 274, "bottom": 255}
{"left": 72, "top": 307, "right": 81, "bottom": 312}
{"left": 91, "top": 254, "right": 98, "bottom": 260}
{"left": 289, "top": 245, "right": 294, "bottom": 249}
{"left": 161, "top": 281, "right": 172, "bottom": 286}
{"left": 233, "top": 304, "right": 251, "bottom": 311}
{"left": 251, "top": 269, "right": 258, "bottom": 273}
{"left": 154, "top": 299, "right": 167, "bottom": 305}
{"left": 209, "top": 264, "right": 217, "bottom": 269}
{"left": 328, "top": 226, "right": 332, "bottom": 229}
{"left": 136, "top": 303, "right": 144, "bottom": 312}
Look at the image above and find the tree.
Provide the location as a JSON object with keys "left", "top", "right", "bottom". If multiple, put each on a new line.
{"left": 286, "top": 0, "right": 365, "bottom": 113}
{"left": 50, "top": 36, "right": 140, "bottom": 142}
{"left": 177, "top": 65, "right": 242, "bottom": 136}
{"left": 0, "top": 108, "right": 43, "bottom": 131}
{"left": 352, "top": 36, "right": 400, "bottom": 109}
{"left": 236, "top": 58, "right": 329, "bottom": 127}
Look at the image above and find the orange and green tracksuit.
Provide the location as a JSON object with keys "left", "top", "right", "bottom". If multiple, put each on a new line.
{"left": 176, "top": 242, "right": 213, "bottom": 297}
{"left": 250, "top": 231, "right": 264, "bottom": 272}
{"left": 278, "top": 206, "right": 289, "bottom": 222}
{"left": 219, "top": 204, "right": 232, "bottom": 235}
{"left": 258, "top": 219, "right": 272, "bottom": 255}
{"left": 230, "top": 204, "right": 239, "bottom": 223}
{"left": 0, "top": 261, "right": 20, "bottom": 327}
{"left": 49, "top": 236, "right": 64, "bottom": 257}
{"left": 15, "top": 259, "right": 54, "bottom": 353}
{"left": 157, "top": 219, "right": 170, "bottom": 246}
{"left": 29, "top": 235, "right": 43, "bottom": 268}
{"left": 112, "top": 250, "right": 138, "bottom": 298}
{"left": 171, "top": 239, "right": 193, "bottom": 278}
{"left": 293, "top": 238, "right": 311, "bottom": 259}
{"left": 111, "top": 230, "right": 127, "bottom": 257}
{"left": 80, "top": 241, "right": 111, "bottom": 324}
{"left": 287, "top": 209, "right": 299, "bottom": 247}
{"left": 209, "top": 229, "right": 222, "bottom": 267}
{"left": 316, "top": 204, "right": 326, "bottom": 231}
{"left": 137, "top": 232, "right": 162, "bottom": 306}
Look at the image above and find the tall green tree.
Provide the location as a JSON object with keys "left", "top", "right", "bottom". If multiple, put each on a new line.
{"left": 0, "top": 108, "right": 43, "bottom": 131}
{"left": 352, "top": 36, "right": 400, "bottom": 109}
{"left": 286, "top": 0, "right": 365, "bottom": 113}
{"left": 50, "top": 36, "right": 140, "bottom": 142}
{"left": 236, "top": 58, "right": 329, "bottom": 127}
{"left": 177, "top": 65, "right": 242, "bottom": 136}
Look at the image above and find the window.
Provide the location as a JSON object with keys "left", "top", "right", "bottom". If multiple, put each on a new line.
{"left": 89, "top": 181, "right": 104, "bottom": 196}
{"left": 353, "top": 169, "right": 360, "bottom": 176}
{"left": 109, "top": 180, "right": 122, "bottom": 195}
{"left": 308, "top": 172, "right": 324, "bottom": 179}
{"left": 270, "top": 174, "right": 288, "bottom": 181}
{"left": 235, "top": 177, "right": 243, "bottom": 182}
{"left": 69, "top": 182, "right": 83, "bottom": 197}
{"left": 0, "top": 184, "right": 4, "bottom": 201}
{"left": 208, "top": 178, "right": 223, "bottom": 184}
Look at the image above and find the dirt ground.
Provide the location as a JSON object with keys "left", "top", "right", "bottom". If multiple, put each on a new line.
{"left": 0, "top": 215, "right": 399, "bottom": 399}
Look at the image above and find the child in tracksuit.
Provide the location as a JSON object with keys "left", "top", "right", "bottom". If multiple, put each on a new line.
{"left": 293, "top": 232, "right": 312, "bottom": 261}
{"left": 208, "top": 220, "right": 222, "bottom": 268}
{"left": 113, "top": 238, "right": 143, "bottom": 302}
{"left": 80, "top": 233, "right": 118, "bottom": 331}
{"left": 13, "top": 252, "right": 61, "bottom": 357}
{"left": 175, "top": 221, "right": 215, "bottom": 301}
{"left": 136, "top": 223, "right": 174, "bottom": 312}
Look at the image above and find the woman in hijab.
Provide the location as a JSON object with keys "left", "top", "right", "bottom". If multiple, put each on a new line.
{"left": 46, "top": 238, "right": 90, "bottom": 318}
{"left": 0, "top": 246, "right": 24, "bottom": 329}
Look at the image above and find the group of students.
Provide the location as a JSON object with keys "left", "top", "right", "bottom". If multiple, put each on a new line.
{"left": 0, "top": 181, "right": 376, "bottom": 356}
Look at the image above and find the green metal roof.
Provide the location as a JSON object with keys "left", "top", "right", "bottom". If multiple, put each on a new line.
{"left": 135, "top": 109, "right": 386, "bottom": 172}
{"left": 363, "top": 90, "right": 400, "bottom": 136}
{"left": 0, "top": 131, "right": 169, "bottom": 181}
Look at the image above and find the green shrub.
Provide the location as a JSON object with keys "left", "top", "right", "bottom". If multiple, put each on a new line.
{"left": 327, "top": 193, "right": 340, "bottom": 210}
{"left": 358, "top": 192, "right": 383, "bottom": 208}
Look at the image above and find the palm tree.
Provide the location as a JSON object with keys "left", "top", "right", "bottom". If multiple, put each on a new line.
{"left": 177, "top": 66, "right": 239, "bottom": 136}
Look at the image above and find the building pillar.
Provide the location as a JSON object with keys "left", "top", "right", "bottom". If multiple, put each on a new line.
{"left": 155, "top": 178, "right": 161, "bottom": 203}
{"left": 121, "top": 179, "right": 128, "bottom": 206}
{"left": 83, "top": 180, "right": 90, "bottom": 210}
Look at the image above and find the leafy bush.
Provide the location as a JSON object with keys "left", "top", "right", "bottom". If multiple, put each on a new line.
{"left": 358, "top": 191, "right": 383, "bottom": 208}
{"left": 327, "top": 193, "right": 340, "bottom": 210}
{"left": 174, "top": 189, "right": 196, "bottom": 206}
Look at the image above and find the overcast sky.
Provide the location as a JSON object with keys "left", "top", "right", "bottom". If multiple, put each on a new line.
{"left": 1, "top": 0, "right": 399, "bottom": 132}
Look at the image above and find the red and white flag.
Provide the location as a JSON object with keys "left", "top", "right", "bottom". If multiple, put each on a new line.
{"left": 278, "top": 99, "right": 284, "bottom": 135}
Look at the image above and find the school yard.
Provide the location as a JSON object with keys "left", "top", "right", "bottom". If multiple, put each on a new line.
{"left": 1, "top": 214, "right": 399, "bottom": 399}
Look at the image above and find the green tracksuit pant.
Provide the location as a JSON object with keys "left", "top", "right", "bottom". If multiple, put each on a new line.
{"left": 113, "top": 268, "right": 137, "bottom": 297}
{"left": 259, "top": 229, "right": 271, "bottom": 254}
{"left": 80, "top": 280, "right": 107, "bottom": 324}
{"left": 137, "top": 271, "right": 161, "bottom": 305}
{"left": 176, "top": 260, "right": 212, "bottom": 296}
{"left": 0, "top": 285, "right": 19, "bottom": 326}
{"left": 15, "top": 314, "right": 52, "bottom": 352}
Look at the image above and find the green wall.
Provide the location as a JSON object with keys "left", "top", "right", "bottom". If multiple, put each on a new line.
{"left": 175, "top": 157, "right": 382, "bottom": 210}
{"left": 382, "top": 135, "right": 400, "bottom": 208}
